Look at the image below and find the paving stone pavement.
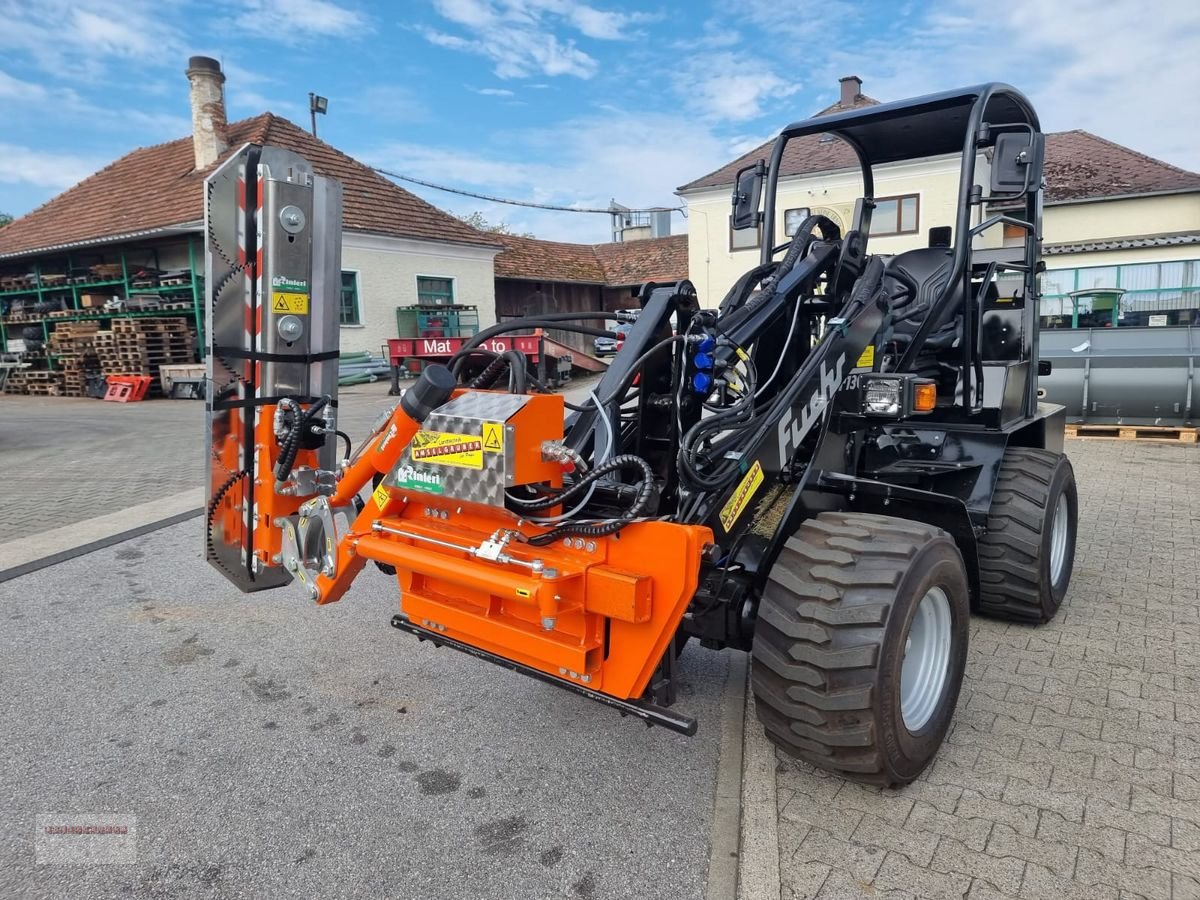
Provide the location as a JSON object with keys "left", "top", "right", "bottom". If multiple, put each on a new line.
{"left": 772, "top": 439, "right": 1200, "bottom": 900}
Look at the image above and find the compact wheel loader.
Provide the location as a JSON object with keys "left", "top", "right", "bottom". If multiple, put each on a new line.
{"left": 206, "top": 84, "right": 1077, "bottom": 786}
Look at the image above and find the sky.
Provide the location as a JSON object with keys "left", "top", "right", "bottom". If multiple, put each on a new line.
{"left": 1, "top": 0, "right": 1198, "bottom": 243}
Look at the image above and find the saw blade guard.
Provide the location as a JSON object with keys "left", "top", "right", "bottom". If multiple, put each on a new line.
{"left": 204, "top": 143, "right": 344, "bottom": 592}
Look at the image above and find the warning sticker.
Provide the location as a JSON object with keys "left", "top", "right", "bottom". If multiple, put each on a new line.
{"left": 719, "top": 461, "right": 764, "bottom": 532}
{"left": 855, "top": 345, "right": 875, "bottom": 369}
{"left": 372, "top": 483, "right": 391, "bottom": 510}
{"left": 482, "top": 422, "right": 504, "bottom": 453}
{"left": 410, "top": 431, "right": 484, "bottom": 469}
{"left": 272, "top": 291, "right": 309, "bottom": 314}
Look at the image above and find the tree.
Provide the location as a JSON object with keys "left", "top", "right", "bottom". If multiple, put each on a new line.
{"left": 0, "top": 213, "right": 12, "bottom": 229}
{"left": 456, "top": 211, "right": 532, "bottom": 237}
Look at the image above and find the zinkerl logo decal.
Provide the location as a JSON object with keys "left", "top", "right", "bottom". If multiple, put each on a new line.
{"left": 271, "top": 275, "right": 308, "bottom": 291}
{"left": 393, "top": 465, "right": 444, "bottom": 494}
{"left": 410, "top": 431, "right": 484, "bottom": 469}
{"left": 775, "top": 354, "right": 846, "bottom": 465}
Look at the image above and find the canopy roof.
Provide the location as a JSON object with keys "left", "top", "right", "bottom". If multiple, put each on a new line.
{"left": 777, "top": 83, "right": 1039, "bottom": 168}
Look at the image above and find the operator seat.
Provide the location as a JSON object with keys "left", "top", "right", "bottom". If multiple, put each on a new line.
{"left": 881, "top": 244, "right": 1001, "bottom": 393}
{"left": 883, "top": 246, "right": 961, "bottom": 354}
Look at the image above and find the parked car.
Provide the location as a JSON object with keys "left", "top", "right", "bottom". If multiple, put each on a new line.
{"left": 593, "top": 335, "right": 618, "bottom": 356}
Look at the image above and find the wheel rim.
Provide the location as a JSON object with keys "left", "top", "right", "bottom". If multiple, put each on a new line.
{"left": 1049, "top": 492, "right": 1069, "bottom": 587}
{"left": 900, "top": 586, "right": 953, "bottom": 732}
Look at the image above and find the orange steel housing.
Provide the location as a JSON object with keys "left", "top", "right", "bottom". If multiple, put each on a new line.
{"left": 253, "top": 389, "right": 713, "bottom": 703}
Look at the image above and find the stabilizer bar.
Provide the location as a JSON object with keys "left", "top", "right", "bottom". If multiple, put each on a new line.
{"left": 389, "top": 615, "right": 699, "bottom": 736}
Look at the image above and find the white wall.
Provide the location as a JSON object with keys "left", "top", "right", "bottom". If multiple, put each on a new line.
{"left": 681, "top": 154, "right": 991, "bottom": 306}
{"left": 340, "top": 232, "right": 499, "bottom": 355}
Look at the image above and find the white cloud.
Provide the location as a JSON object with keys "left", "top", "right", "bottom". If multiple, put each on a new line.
{"left": 233, "top": 0, "right": 369, "bottom": 39}
{"left": 0, "top": 143, "right": 104, "bottom": 190}
{"left": 0, "top": 0, "right": 182, "bottom": 74}
{"left": 818, "top": 0, "right": 1200, "bottom": 170}
{"left": 675, "top": 53, "right": 803, "bottom": 123}
{"left": 422, "top": 0, "right": 651, "bottom": 80}
{"left": 474, "top": 87, "right": 516, "bottom": 97}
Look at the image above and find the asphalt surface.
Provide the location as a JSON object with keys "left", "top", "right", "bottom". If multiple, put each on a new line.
{"left": 0, "top": 518, "right": 731, "bottom": 899}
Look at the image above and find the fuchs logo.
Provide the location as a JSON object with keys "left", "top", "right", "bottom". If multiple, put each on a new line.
{"left": 272, "top": 275, "right": 308, "bottom": 291}
{"left": 775, "top": 354, "right": 846, "bottom": 464}
{"left": 393, "top": 465, "right": 444, "bottom": 494}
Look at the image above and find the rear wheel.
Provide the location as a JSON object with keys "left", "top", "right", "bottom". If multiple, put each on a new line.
{"left": 751, "top": 512, "right": 970, "bottom": 786}
{"left": 976, "top": 448, "right": 1077, "bottom": 623}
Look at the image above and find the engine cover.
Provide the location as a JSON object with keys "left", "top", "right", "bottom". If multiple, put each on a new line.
{"left": 386, "top": 391, "right": 564, "bottom": 506}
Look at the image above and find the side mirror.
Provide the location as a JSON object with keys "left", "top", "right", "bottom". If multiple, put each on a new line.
{"left": 1038, "top": 360, "right": 1052, "bottom": 376}
{"left": 991, "top": 131, "right": 1044, "bottom": 195}
{"left": 731, "top": 160, "right": 765, "bottom": 230}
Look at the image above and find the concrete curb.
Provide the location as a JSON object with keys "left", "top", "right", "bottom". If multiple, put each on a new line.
{"left": 737, "top": 691, "right": 781, "bottom": 900}
{"left": 0, "top": 488, "right": 203, "bottom": 583}
{"left": 706, "top": 650, "right": 748, "bottom": 900}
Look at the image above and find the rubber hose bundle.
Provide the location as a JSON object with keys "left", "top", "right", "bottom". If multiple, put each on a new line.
{"left": 274, "top": 396, "right": 329, "bottom": 484}
{"left": 522, "top": 455, "right": 656, "bottom": 546}
{"left": 468, "top": 355, "right": 509, "bottom": 389}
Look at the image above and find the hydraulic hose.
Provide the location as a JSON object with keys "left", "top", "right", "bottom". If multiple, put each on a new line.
{"left": 273, "top": 396, "right": 329, "bottom": 484}
{"left": 524, "top": 454, "right": 656, "bottom": 546}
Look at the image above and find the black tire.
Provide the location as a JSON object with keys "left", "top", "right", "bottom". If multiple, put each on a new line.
{"left": 976, "top": 448, "right": 1077, "bottom": 624}
{"left": 751, "top": 512, "right": 970, "bottom": 787}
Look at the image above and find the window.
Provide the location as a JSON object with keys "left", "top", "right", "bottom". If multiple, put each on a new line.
{"left": 339, "top": 271, "right": 361, "bottom": 325}
{"left": 417, "top": 276, "right": 455, "bottom": 306}
{"left": 783, "top": 207, "right": 812, "bottom": 237}
{"left": 872, "top": 194, "right": 919, "bottom": 236}
{"left": 729, "top": 216, "right": 761, "bottom": 252}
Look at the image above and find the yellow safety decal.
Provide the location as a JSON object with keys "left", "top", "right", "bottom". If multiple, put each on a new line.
{"left": 372, "top": 483, "right": 391, "bottom": 510}
{"left": 482, "top": 422, "right": 504, "bottom": 453}
{"left": 515, "top": 587, "right": 532, "bottom": 598}
{"left": 272, "top": 291, "right": 309, "bottom": 314}
{"left": 855, "top": 345, "right": 875, "bottom": 368}
{"left": 410, "top": 430, "right": 484, "bottom": 469}
{"left": 719, "top": 460, "right": 764, "bottom": 532}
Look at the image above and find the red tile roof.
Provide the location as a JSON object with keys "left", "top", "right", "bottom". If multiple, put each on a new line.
{"left": 494, "top": 233, "right": 688, "bottom": 286}
{"left": 0, "top": 113, "right": 497, "bottom": 258}
{"left": 678, "top": 104, "right": 1200, "bottom": 204}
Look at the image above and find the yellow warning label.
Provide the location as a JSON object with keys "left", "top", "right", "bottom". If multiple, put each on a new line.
{"left": 411, "top": 431, "right": 484, "bottom": 469}
{"left": 272, "top": 291, "right": 309, "bottom": 314}
{"left": 719, "top": 460, "right": 764, "bottom": 532}
{"left": 482, "top": 422, "right": 504, "bottom": 453}
{"left": 855, "top": 345, "right": 875, "bottom": 369}
{"left": 372, "top": 483, "right": 391, "bottom": 510}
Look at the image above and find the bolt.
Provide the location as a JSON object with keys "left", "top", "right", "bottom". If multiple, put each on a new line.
{"left": 584, "top": 541, "right": 596, "bottom": 553}
{"left": 308, "top": 584, "right": 319, "bottom": 600}
{"left": 580, "top": 674, "right": 591, "bottom": 684}
{"left": 558, "top": 667, "right": 567, "bottom": 676}
{"left": 568, "top": 670, "right": 578, "bottom": 680}
{"left": 273, "top": 517, "right": 286, "bottom": 528}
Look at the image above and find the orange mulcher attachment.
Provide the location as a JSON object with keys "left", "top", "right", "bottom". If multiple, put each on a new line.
{"left": 205, "top": 144, "right": 712, "bottom": 733}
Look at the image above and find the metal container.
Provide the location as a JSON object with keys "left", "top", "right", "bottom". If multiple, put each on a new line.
{"left": 1038, "top": 326, "right": 1198, "bottom": 426}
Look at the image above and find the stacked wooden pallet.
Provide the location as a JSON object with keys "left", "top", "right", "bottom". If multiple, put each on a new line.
{"left": 95, "top": 318, "right": 198, "bottom": 394}
{"left": 49, "top": 322, "right": 102, "bottom": 397}
{"left": 4, "top": 370, "right": 65, "bottom": 396}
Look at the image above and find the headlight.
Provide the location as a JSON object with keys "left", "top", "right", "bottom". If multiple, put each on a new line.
{"left": 857, "top": 374, "right": 938, "bottom": 417}
{"left": 864, "top": 378, "right": 903, "bottom": 415}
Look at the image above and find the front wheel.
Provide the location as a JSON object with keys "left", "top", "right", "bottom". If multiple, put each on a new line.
{"left": 976, "top": 447, "right": 1078, "bottom": 623}
{"left": 751, "top": 512, "right": 970, "bottom": 786}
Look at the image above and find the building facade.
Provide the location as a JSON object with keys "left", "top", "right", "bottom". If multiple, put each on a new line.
{"left": 0, "top": 57, "right": 500, "bottom": 364}
{"left": 678, "top": 77, "right": 1200, "bottom": 329}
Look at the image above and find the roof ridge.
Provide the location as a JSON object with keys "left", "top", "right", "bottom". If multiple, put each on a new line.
{"left": 1069, "top": 129, "right": 1200, "bottom": 178}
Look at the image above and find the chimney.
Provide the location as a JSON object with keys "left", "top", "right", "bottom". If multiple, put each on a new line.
{"left": 186, "top": 56, "right": 228, "bottom": 170}
{"left": 839, "top": 75, "right": 863, "bottom": 107}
